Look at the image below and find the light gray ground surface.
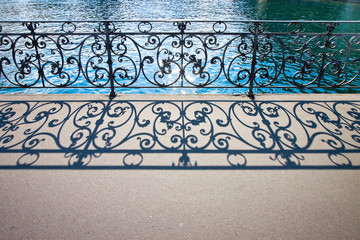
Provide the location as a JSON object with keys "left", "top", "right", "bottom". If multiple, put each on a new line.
{"left": 1, "top": 94, "right": 359, "bottom": 240}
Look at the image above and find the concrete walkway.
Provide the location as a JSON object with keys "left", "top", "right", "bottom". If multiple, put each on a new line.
{"left": 1, "top": 94, "right": 360, "bottom": 239}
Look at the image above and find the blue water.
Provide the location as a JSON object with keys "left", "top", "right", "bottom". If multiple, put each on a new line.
{"left": 1, "top": 0, "right": 360, "bottom": 21}
{"left": 0, "top": 0, "right": 360, "bottom": 94}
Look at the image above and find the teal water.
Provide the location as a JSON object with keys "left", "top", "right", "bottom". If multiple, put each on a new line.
{"left": 0, "top": 0, "right": 359, "bottom": 94}
{"left": 1, "top": 0, "right": 360, "bottom": 21}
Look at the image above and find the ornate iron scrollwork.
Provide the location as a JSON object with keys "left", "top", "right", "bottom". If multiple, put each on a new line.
{"left": 0, "top": 20, "right": 358, "bottom": 95}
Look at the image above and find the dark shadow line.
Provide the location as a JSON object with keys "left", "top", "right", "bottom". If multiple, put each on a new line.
{"left": 1, "top": 100, "right": 360, "bottom": 103}
{"left": 3, "top": 149, "right": 360, "bottom": 154}
{"left": 0, "top": 165, "right": 359, "bottom": 170}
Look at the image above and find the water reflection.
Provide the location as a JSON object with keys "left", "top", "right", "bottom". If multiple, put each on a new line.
{"left": 1, "top": 0, "right": 360, "bottom": 21}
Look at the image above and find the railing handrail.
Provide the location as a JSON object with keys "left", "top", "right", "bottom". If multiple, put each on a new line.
{"left": 0, "top": 19, "right": 360, "bottom": 23}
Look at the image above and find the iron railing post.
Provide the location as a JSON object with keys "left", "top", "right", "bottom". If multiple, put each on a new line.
{"left": 26, "top": 22, "right": 45, "bottom": 88}
{"left": 248, "top": 22, "right": 260, "bottom": 99}
{"left": 317, "top": 23, "right": 338, "bottom": 87}
{"left": 177, "top": 21, "right": 189, "bottom": 88}
{"left": 104, "top": 21, "right": 116, "bottom": 98}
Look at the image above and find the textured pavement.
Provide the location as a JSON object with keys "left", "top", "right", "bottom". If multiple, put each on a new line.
{"left": 1, "top": 94, "right": 360, "bottom": 239}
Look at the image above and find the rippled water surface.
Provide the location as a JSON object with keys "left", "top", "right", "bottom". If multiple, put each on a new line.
{"left": 1, "top": 0, "right": 360, "bottom": 21}
{"left": 0, "top": 0, "right": 360, "bottom": 94}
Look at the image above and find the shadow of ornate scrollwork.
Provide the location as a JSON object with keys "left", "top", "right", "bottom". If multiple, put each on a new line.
{"left": 0, "top": 97, "right": 359, "bottom": 169}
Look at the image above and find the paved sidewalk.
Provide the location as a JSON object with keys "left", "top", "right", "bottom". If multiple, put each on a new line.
{"left": 0, "top": 94, "right": 359, "bottom": 168}
{"left": 1, "top": 94, "right": 360, "bottom": 239}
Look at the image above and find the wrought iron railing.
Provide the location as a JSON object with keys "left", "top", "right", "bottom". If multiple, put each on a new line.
{"left": 0, "top": 20, "right": 359, "bottom": 96}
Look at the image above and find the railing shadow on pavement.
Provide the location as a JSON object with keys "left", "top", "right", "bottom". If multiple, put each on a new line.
{"left": 0, "top": 96, "right": 359, "bottom": 170}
